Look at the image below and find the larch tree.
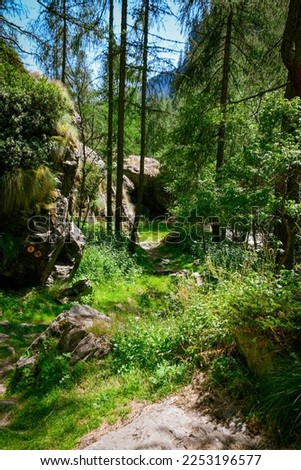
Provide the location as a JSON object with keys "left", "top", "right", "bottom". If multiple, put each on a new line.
{"left": 164, "top": 0, "right": 288, "bottom": 224}
{"left": 115, "top": 0, "right": 128, "bottom": 235}
{"left": 275, "top": 0, "right": 301, "bottom": 268}
{"left": 130, "top": 0, "right": 150, "bottom": 251}
{"left": 33, "top": 0, "right": 103, "bottom": 86}
{"left": 106, "top": 0, "right": 114, "bottom": 234}
{"left": 1, "top": 0, "right": 40, "bottom": 57}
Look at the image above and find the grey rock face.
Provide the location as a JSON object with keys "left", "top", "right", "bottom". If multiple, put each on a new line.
{"left": 15, "top": 305, "right": 112, "bottom": 374}
{"left": 124, "top": 155, "right": 170, "bottom": 218}
{"left": 84, "top": 397, "right": 262, "bottom": 450}
{"left": 0, "top": 193, "right": 85, "bottom": 288}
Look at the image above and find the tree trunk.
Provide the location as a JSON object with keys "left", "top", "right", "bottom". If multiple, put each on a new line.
{"left": 130, "top": 0, "right": 150, "bottom": 252}
{"left": 115, "top": 0, "right": 127, "bottom": 236}
{"left": 106, "top": 0, "right": 114, "bottom": 234}
{"left": 212, "top": 7, "right": 233, "bottom": 243}
{"left": 275, "top": 0, "right": 301, "bottom": 269}
{"left": 61, "top": 0, "right": 67, "bottom": 84}
{"left": 216, "top": 6, "right": 233, "bottom": 173}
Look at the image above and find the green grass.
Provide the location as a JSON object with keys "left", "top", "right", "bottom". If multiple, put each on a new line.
{"left": 0, "top": 358, "right": 191, "bottom": 449}
{"left": 1, "top": 237, "right": 301, "bottom": 449}
{"left": 0, "top": 241, "right": 193, "bottom": 449}
{"left": 0, "top": 287, "right": 69, "bottom": 363}
{"left": 137, "top": 222, "right": 171, "bottom": 243}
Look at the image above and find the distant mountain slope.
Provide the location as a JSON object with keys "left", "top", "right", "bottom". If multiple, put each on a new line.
{"left": 147, "top": 71, "right": 175, "bottom": 99}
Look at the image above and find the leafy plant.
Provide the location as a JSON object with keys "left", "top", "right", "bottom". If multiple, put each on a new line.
{"left": 75, "top": 241, "right": 142, "bottom": 285}
{"left": 9, "top": 338, "right": 85, "bottom": 396}
{"left": 208, "top": 354, "right": 251, "bottom": 399}
{"left": 259, "top": 359, "right": 301, "bottom": 445}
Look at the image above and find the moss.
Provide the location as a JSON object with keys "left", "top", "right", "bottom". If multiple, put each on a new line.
{"left": 236, "top": 331, "right": 281, "bottom": 377}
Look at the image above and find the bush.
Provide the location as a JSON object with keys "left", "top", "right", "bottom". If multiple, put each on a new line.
{"left": 9, "top": 338, "right": 86, "bottom": 396}
{"left": 259, "top": 359, "right": 301, "bottom": 445}
{"left": 75, "top": 242, "right": 142, "bottom": 285}
{"left": 0, "top": 76, "right": 71, "bottom": 174}
{"left": 208, "top": 354, "right": 252, "bottom": 399}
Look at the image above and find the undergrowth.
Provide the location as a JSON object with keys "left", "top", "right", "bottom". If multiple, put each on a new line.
{"left": 1, "top": 237, "right": 301, "bottom": 449}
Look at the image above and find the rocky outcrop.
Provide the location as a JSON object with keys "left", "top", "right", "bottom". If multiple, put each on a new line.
{"left": 55, "top": 279, "right": 93, "bottom": 304}
{"left": 15, "top": 305, "right": 112, "bottom": 375}
{"left": 83, "top": 395, "right": 262, "bottom": 450}
{"left": 0, "top": 192, "right": 85, "bottom": 288}
{"left": 72, "top": 153, "right": 168, "bottom": 229}
{"left": 124, "top": 155, "right": 170, "bottom": 218}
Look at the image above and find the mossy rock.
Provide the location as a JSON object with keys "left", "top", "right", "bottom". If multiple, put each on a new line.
{"left": 236, "top": 331, "right": 281, "bottom": 377}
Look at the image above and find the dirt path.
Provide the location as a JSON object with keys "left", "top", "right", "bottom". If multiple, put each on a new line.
{"left": 139, "top": 240, "right": 185, "bottom": 275}
{"left": 77, "top": 246, "right": 265, "bottom": 451}
{"left": 78, "top": 374, "right": 265, "bottom": 450}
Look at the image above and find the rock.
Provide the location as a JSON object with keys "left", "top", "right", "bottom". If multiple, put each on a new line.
{"left": 16, "top": 305, "right": 112, "bottom": 373}
{"left": 0, "top": 321, "right": 10, "bottom": 328}
{"left": 170, "top": 269, "right": 190, "bottom": 278}
{"left": 15, "top": 355, "right": 36, "bottom": 373}
{"left": 0, "top": 364, "right": 15, "bottom": 381}
{"left": 170, "top": 270, "right": 203, "bottom": 286}
{"left": 192, "top": 272, "right": 203, "bottom": 287}
{"left": 124, "top": 155, "right": 170, "bottom": 218}
{"left": 55, "top": 279, "right": 93, "bottom": 304}
{"left": 84, "top": 396, "right": 262, "bottom": 450}
{"left": 235, "top": 331, "right": 280, "bottom": 377}
{"left": 0, "top": 399, "right": 17, "bottom": 407}
{"left": 0, "top": 333, "right": 9, "bottom": 343}
{"left": 46, "top": 222, "right": 85, "bottom": 284}
{"left": 59, "top": 145, "right": 80, "bottom": 200}
{"left": 0, "top": 193, "right": 85, "bottom": 288}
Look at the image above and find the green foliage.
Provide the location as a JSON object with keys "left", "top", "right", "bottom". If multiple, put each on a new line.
{"left": 259, "top": 359, "right": 301, "bottom": 445}
{"left": 208, "top": 354, "right": 251, "bottom": 400}
{"left": 0, "top": 44, "right": 73, "bottom": 176}
{"left": 9, "top": 338, "right": 86, "bottom": 396}
{"left": 148, "top": 360, "right": 190, "bottom": 393}
{"left": 0, "top": 41, "right": 26, "bottom": 73}
{"left": 192, "top": 269, "right": 301, "bottom": 347}
{"left": 75, "top": 241, "right": 142, "bottom": 285}
{"left": 111, "top": 318, "right": 181, "bottom": 372}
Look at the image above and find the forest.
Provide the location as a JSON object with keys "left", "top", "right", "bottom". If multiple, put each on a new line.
{"left": 0, "top": 0, "right": 301, "bottom": 451}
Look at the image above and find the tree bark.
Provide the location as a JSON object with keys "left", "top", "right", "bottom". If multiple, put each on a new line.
{"left": 115, "top": 0, "right": 128, "bottom": 235}
{"left": 61, "top": 0, "right": 67, "bottom": 84}
{"left": 130, "top": 0, "right": 150, "bottom": 252}
{"left": 216, "top": 6, "right": 233, "bottom": 173}
{"left": 106, "top": 0, "right": 114, "bottom": 234}
{"left": 275, "top": 0, "right": 301, "bottom": 269}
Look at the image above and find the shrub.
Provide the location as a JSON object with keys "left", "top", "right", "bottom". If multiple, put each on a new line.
{"left": 75, "top": 242, "right": 142, "bottom": 285}
{"left": 9, "top": 338, "right": 86, "bottom": 396}
{"left": 0, "top": 77, "right": 71, "bottom": 174}
{"left": 259, "top": 359, "right": 301, "bottom": 445}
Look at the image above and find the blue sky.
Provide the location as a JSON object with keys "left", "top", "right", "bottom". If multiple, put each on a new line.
{"left": 11, "top": 0, "right": 186, "bottom": 73}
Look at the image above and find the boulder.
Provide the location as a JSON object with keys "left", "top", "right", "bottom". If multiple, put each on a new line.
{"left": 0, "top": 193, "right": 85, "bottom": 288}
{"left": 235, "top": 331, "right": 281, "bottom": 377}
{"left": 124, "top": 155, "right": 170, "bottom": 218}
{"left": 16, "top": 305, "right": 112, "bottom": 374}
{"left": 55, "top": 279, "right": 93, "bottom": 304}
